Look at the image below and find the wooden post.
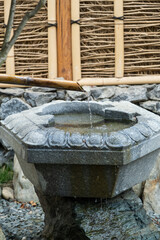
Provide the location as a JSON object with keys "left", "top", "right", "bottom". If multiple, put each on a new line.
{"left": 57, "top": 0, "right": 72, "bottom": 80}
{"left": 4, "top": 0, "right": 15, "bottom": 75}
{"left": 114, "top": 0, "right": 124, "bottom": 78}
{"left": 71, "top": 0, "right": 81, "bottom": 81}
{"left": 48, "top": 0, "right": 57, "bottom": 79}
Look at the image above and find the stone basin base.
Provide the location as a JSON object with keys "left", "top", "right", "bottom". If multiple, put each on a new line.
{"left": 33, "top": 150, "right": 159, "bottom": 198}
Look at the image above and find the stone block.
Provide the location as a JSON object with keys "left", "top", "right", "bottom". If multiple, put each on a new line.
{"left": 2, "top": 187, "right": 14, "bottom": 200}
{"left": 24, "top": 91, "right": 57, "bottom": 107}
{"left": 112, "top": 86, "right": 148, "bottom": 102}
{"left": 13, "top": 155, "right": 39, "bottom": 203}
{"left": 0, "top": 98, "right": 30, "bottom": 120}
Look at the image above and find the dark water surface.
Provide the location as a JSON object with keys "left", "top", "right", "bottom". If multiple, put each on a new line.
{"left": 54, "top": 113, "right": 134, "bottom": 134}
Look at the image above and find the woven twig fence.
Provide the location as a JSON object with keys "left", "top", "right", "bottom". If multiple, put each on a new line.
{"left": 80, "top": 0, "right": 160, "bottom": 78}
{"left": 124, "top": 0, "right": 160, "bottom": 76}
{"left": 14, "top": 0, "right": 48, "bottom": 78}
{"left": 0, "top": 0, "right": 48, "bottom": 78}
{"left": 80, "top": 0, "right": 115, "bottom": 78}
{"left": 0, "top": 0, "right": 160, "bottom": 84}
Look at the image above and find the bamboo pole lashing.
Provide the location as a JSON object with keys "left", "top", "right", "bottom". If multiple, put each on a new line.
{"left": 114, "top": 0, "right": 124, "bottom": 78}
{"left": 48, "top": 0, "right": 57, "bottom": 79}
{"left": 71, "top": 0, "right": 81, "bottom": 81}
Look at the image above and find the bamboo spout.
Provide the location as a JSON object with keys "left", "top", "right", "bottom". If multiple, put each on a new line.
{"left": 0, "top": 74, "right": 83, "bottom": 91}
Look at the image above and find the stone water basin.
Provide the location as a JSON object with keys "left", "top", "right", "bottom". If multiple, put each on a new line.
{"left": 1, "top": 100, "right": 160, "bottom": 198}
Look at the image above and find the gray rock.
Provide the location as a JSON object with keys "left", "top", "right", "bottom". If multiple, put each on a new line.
{"left": 0, "top": 88, "right": 24, "bottom": 97}
{"left": 0, "top": 149, "right": 13, "bottom": 167}
{"left": 1, "top": 97, "right": 10, "bottom": 103}
{"left": 144, "top": 84, "right": 156, "bottom": 91}
{"left": 143, "top": 179, "right": 160, "bottom": 214}
{"left": 132, "top": 182, "right": 144, "bottom": 197}
{"left": 143, "top": 155, "right": 160, "bottom": 214}
{"left": 24, "top": 91, "right": 57, "bottom": 107}
{"left": 0, "top": 227, "right": 6, "bottom": 240}
{"left": 30, "top": 87, "right": 57, "bottom": 92}
{"left": 2, "top": 187, "right": 14, "bottom": 200}
{"left": 140, "top": 101, "right": 160, "bottom": 114}
{"left": 0, "top": 98, "right": 31, "bottom": 120}
{"left": 148, "top": 85, "right": 160, "bottom": 100}
{"left": 90, "top": 86, "right": 115, "bottom": 100}
{"left": 112, "top": 86, "right": 148, "bottom": 102}
{"left": 118, "top": 84, "right": 130, "bottom": 88}
{"left": 148, "top": 154, "right": 160, "bottom": 180}
{"left": 13, "top": 155, "right": 39, "bottom": 203}
{"left": 66, "top": 90, "right": 88, "bottom": 101}
{"left": 56, "top": 90, "right": 66, "bottom": 100}
{"left": 75, "top": 190, "right": 160, "bottom": 240}
{"left": 0, "top": 140, "right": 12, "bottom": 151}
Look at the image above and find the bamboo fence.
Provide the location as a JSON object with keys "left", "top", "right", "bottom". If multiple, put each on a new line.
{"left": 80, "top": 0, "right": 160, "bottom": 79}
{"left": 14, "top": 0, "right": 48, "bottom": 78}
{"left": 124, "top": 0, "right": 160, "bottom": 76}
{"left": 0, "top": 1, "right": 6, "bottom": 74}
{"left": 0, "top": 0, "right": 160, "bottom": 86}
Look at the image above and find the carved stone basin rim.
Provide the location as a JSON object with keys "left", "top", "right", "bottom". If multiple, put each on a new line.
{"left": 1, "top": 101, "right": 160, "bottom": 152}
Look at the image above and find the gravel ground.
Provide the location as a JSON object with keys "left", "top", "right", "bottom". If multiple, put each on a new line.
{"left": 0, "top": 199, "right": 44, "bottom": 240}
{"left": 148, "top": 212, "right": 160, "bottom": 230}
{"left": 0, "top": 198, "right": 160, "bottom": 240}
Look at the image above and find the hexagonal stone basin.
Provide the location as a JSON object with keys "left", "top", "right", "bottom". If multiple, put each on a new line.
{"left": 1, "top": 100, "right": 160, "bottom": 199}
{"left": 2, "top": 100, "right": 160, "bottom": 240}
{"left": 54, "top": 113, "right": 134, "bottom": 134}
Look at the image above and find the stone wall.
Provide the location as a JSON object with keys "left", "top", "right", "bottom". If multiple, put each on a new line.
{"left": 0, "top": 84, "right": 160, "bottom": 212}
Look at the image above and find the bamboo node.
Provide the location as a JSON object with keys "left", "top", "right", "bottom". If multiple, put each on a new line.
{"left": 48, "top": 22, "right": 57, "bottom": 28}
{"left": 71, "top": 19, "right": 80, "bottom": 25}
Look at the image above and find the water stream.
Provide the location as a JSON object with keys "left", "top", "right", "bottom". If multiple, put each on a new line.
{"left": 87, "top": 94, "right": 93, "bottom": 129}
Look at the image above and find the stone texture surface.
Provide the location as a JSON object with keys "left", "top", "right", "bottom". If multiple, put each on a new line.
{"left": 143, "top": 155, "right": 160, "bottom": 214}
{"left": 140, "top": 101, "right": 160, "bottom": 115}
{"left": 132, "top": 182, "right": 144, "bottom": 197}
{"left": 90, "top": 86, "right": 115, "bottom": 100}
{"left": 0, "top": 147, "right": 13, "bottom": 167}
{"left": 13, "top": 155, "right": 39, "bottom": 202}
{"left": 111, "top": 86, "right": 148, "bottom": 102}
{"left": 148, "top": 85, "right": 160, "bottom": 100}
{"left": 24, "top": 91, "right": 57, "bottom": 107}
{"left": 66, "top": 90, "right": 88, "bottom": 101}
{"left": 143, "top": 179, "right": 160, "bottom": 214}
{"left": 0, "top": 88, "right": 25, "bottom": 97}
{"left": 30, "top": 86, "right": 57, "bottom": 92}
{"left": 0, "top": 227, "right": 6, "bottom": 240}
{"left": 35, "top": 189, "right": 160, "bottom": 240}
{"left": 56, "top": 90, "right": 66, "bottom": 100}
{"left": 0, "top": 98, "right": 31, "bottom": 120}
{"left": 2, "top": 187, "right": 14, "bottom": 200}
{"left": 3, "top": 100, "right": 160, "bottom": 152}
{"left": 76, "top": 190, "right": 160, "bottom": 240}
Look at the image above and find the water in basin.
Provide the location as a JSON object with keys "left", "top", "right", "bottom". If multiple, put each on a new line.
{"left": 54, "top": 113, "right": 134, "bottom": 134}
